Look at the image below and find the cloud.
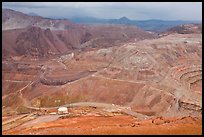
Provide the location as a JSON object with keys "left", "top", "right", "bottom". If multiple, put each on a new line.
{"left": 2, "top": 2, "right": 202, "bottom": 20}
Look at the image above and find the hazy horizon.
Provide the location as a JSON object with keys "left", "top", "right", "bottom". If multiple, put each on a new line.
{"left": 2, "top": 2, "right": 202, "bottom": 21}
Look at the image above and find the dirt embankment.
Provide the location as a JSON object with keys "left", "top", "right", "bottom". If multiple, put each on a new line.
{"left": 3, "top": 115, "right": 202, "bottom": 135}
{"left": 40, "top": 71, "right": 96, "bottom": 86}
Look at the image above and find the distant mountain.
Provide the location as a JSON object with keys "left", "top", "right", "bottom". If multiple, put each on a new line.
{"left": 132, "top": 20, "right": 201, "bottom": 33}
{"left": 2, "top": 9, "right": 157, "bottom": 59}
{"left": 2, "top": 8, "right": 78, "bottom": 30}
{"left": 108, "top": 17, "right": 132, "bottom": 25}
{"left": 119, "top": 17, "right": 130, "bottom": 21}
{"left": 69, "top": 16, "right": 201, "bottom": 32}
{"left": 69, "top": 16, "right": 108, "bottom": 24}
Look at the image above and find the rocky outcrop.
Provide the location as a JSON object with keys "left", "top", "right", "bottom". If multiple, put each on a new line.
{"left": 165, "top": 24, "right": 202, "bottom": 34}
{"left": 178, "top": 100, "right": 202, "bottom": 112}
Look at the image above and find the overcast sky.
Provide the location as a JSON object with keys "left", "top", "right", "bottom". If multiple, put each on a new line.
{"left": 2, "top": 2, "right": 202, "bottom": 21}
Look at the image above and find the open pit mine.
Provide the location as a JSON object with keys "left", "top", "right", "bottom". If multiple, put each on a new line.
{"left": 2, "top": 9, "right": 202, "bottom": 135}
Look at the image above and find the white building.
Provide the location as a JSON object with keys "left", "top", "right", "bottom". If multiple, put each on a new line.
{"left": 58, "top": 107, "right": 68, "bottom": 114}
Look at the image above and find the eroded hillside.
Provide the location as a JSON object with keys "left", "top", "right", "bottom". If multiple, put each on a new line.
{"left": 2, "top": 9, "right": 202, "bottom": 135}
{"left": 2, "top": 32, "right": 202, "bottom": 116}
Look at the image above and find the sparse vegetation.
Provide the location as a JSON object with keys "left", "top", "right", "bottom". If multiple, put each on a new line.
{"left": 2, "top": 94, "right": 22, "bottom": 108}
{"left": 31, "top": 94, "right": 85, "bottom": 107}
{"left": 16, "top": 106, "right": 31, "bottom": 114}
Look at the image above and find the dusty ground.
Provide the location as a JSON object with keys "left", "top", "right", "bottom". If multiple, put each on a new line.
{"left": 3, "top": 115, "right": 202, "bottom": 135}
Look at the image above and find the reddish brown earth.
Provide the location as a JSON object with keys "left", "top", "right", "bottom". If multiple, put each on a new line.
{"left": 165, "top": 24, "right": 202, "bottom": 35}
{"left": 2, "top": 9, "right": 156, "bottom": 59}
{"left": 2, "top": 9, "right": 202, "bottom": 135}
{"left": 3, "top": 115, "right": 202, "bottom": 135}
